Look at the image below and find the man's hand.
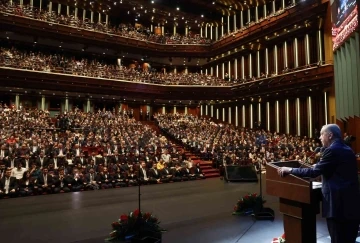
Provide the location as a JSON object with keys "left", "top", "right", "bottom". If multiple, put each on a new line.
{"left": 277, "top": 167, "right": 292, "bottom": 177}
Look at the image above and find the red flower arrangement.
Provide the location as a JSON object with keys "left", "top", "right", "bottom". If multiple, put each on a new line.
{"left": 271, "top": 233, "right": 286, "bottom": 243}
{"left": 232, "top": 193, "right": 266, "bottom": 215}
{"left": 106, "top": 209, "right": 165, "bottom": 242}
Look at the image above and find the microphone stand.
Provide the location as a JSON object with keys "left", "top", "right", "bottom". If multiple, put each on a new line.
{"left": 253, "top": 161, "right": 274, "bottom": 221}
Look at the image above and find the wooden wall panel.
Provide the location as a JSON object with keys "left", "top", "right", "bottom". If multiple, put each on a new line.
{"left": 244, "top": 55, "right": 250, "bottom": 79}
{"left": 251, "top": 52, "right": 257, "bottom": 77}
{"left": 176, "top": 106, "right": 185, "bottom": 114}
{"left": 298, "top": 36, "right": 306, "bottom": 67}
{"left": 289, "top": 98, "right": 297, "bottom": 135}
{"left": 287, "top": 39, "right": 295, "bottom": 69}
{"left": 237, "top": 57, "right": 243, "bottom": 79}
{"left": 259, "top": 49, "right": 266, "bottom": 76}
{"left": 311, "top": 92, "right": 325, "bottom": 133}
{"left": 299, "top": 97, "right": 309, "bottom": 137}
{"left": 278, "top": 44, "right": 285, "bottom": 72}
{"left": 268, "top": 47, "right": 275, "bottom": 75}
{"left": 269, "top": 101, "right": 276, "bottom": 132}
{"left": 187, "top": 106, "right": 199, "bottom": 116}
{"left": 309, "top": 32, "right": 318, "bottom": 64}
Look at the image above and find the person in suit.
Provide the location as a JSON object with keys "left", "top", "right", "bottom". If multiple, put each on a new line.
{"left": 96, "top": 167, "right": 112, "bottom": 189}
{"left": 126, "top": 167, "right": 138, "bottom": 186}
{"left": 278, "top": 124, "right": 360, "bottom": 243}
{"left": 36, "top": 167, "right": 54, "bottom": 194}
{"left": 0, "top": 163, "right": 6, "bottom": 180}
{"left": 68, "top": 170, "right": 83, "bottom": 192}
{"left": 139, "top": 162, "right": 151, "bottom": 184}
{"left": 0, "top": 144, "right": 9, "bottom": 164}
{"left": 112, "top": 169, "right": 128, "bottom": 187}
{"left": 83, "top": 168, "right": 99, "bottom": 190}
{"left": 71, "top": 144, "right": 83, "bottom": 158}
{"left": 148, "top": 163, "right": 165, "bottom": 183}
{"left": 0, "top": 169, "right": 18, "bottom": 198}
{"left": 19, "top": 171, "right": 35, "bottom": 196}
{"left": 53, "top": 168, "right": 71, "bottom": 193}
{"left": 35, "top": 152, "right": 48, "bottom": 169}
{"left": 193, "top": 163, "right": 206, "bottom": 179}
{"left": 160, "top": 163, "right": 173, "bottom": 182}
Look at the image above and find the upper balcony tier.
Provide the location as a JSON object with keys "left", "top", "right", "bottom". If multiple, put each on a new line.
{"left": 0, "top": 63, "right": 334, "bottom": 101}
{"left": 0, "top": 0, "right": 329, "bottom": 57}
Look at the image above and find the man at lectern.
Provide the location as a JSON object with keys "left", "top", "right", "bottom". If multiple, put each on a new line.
{"left": 278, "top": 124, "right": 360, "bottom": 243}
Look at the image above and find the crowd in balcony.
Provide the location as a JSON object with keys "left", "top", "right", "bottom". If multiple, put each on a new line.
{"left": 217, "top": 2, "right": 296, "bottom": 42}
{"left": 0, "top": 106, "right": 206, "bottom": 199}
{"left": 0, "top": 0, "right": 212, "bottom": 45}
{"left": 155, "top": 113, "right": 322, "bottom": 173}
{"left": 0, "top": 45, "right": 229, "bottom": 86}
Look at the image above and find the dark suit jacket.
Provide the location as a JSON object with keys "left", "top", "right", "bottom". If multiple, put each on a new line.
{"left": 139, "top": 167, "right": 149, "bottom": 179}
{"left": 36, "top": 174, "right": 54, "bottom": 187}
{"left": 149, "top": 168, "right": 161, "bottom": 179}
{"left": 292, "top": 140, "right": 360, "bottom": 219}
{"left": 0, "top": 176, "right": 18, "bottom": 191}
{"left": 35, "top": 157, "right": 49, "bottom": 168}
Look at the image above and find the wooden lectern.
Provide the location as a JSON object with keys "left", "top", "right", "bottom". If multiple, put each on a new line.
{"left": 266, "top": 161, "right": 322, "bottom": 243}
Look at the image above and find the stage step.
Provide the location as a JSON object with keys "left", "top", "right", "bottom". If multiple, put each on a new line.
{"left": 203, "top": 168, "right": 219, "bottom": 173}
{"left": 205, "top": 173, "right": 220, "bottom": 178}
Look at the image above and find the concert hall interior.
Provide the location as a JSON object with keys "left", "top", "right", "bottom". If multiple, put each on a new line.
{"left": 0, "top": 0, "right": 359, "bottom": 242}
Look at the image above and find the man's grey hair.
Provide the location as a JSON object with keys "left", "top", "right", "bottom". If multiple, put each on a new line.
{"left": 321, "top": 124, "right": 342, "bottom": 139}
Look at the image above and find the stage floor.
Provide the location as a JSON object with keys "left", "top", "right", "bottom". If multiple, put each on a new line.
{"left": 0, "top": 175, "right": 359, "bottom": 243}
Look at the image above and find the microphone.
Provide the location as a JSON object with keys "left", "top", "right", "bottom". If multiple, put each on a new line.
{"left": 313, "top": 147, "right": 322, "bottom": 153}
{"left": 299, "top": 147, "right": 322, "bottom": 169}
{"left": 306, "top": 147, "right": 322, "bottom": 163}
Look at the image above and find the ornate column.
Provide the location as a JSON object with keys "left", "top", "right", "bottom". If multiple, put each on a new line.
{"left": 296, "top": 98, "right": 301, "bottom": 136}
{"left": 305, "top": 34, "right": 310, "bottom": 65}
{"left": 240, "top": 11, "right": 243, "bottom": 28}
{"left": 65, "top": 97, "right": 69, "bottom": 111}
{"left": 221, "top": 17, "right": 224, "bottom": 36}
{"left": 308, "top": 96, "right": 313, "bottom": 138}
{"left": 234, "top": 58, "right": 238, "bottom": 79}
{"left": 235, "top": 106, "right": 238, "bottom": 127}
{"left": 266, "top": 101, "right": 270, "bottom": 131}
{"left": 86, "top": 99, "right": 91, "bottom": 112}
{"left": 285, "top": 99, "right": 289, "bottom": 134}
{"left": 250, "top": 104, "right": 253, "bottom": 129}
{"left": 41, "top": 96, "right": 45, "bottom": 111}
{"left": 228, "top": 107, "right": 232, "bottom": 124}
{"left": 294, "top": 38, "right": 299, "bottom": 67}
{"left": 275, "top": 100, "right": 279, "bottom": 133}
